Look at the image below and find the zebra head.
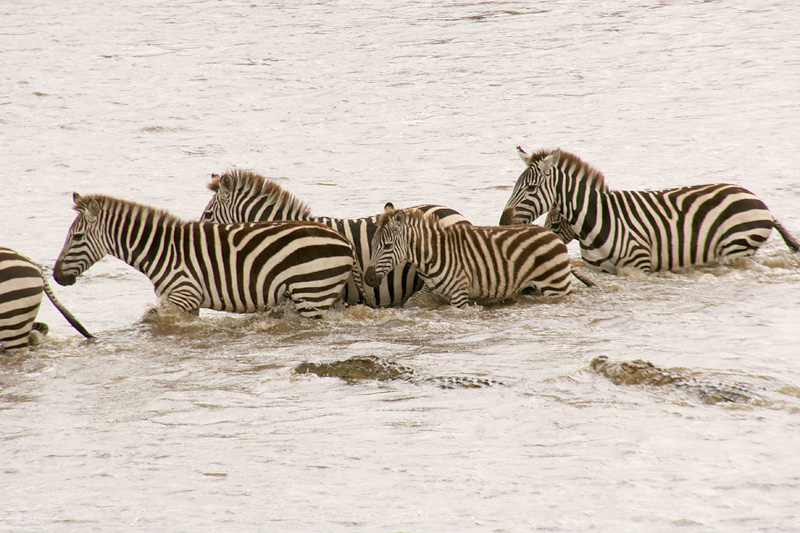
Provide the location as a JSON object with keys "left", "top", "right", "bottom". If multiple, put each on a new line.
{"left": 201, "top": 172, "right": 236, "bottom": 223}
{"left": 499, "top": 147, "right": 562, "bottom": 226}
{"left": 364, "top": 203, "right": 409, "bottom": 288}
{"left": 544, "top": 206, "right": 577, "bottom": 244}
{"left": 54, "top": 193, "right": 110, "bottom": 286}
{"left": 201, "top": 170, "right": 312, "bottom": 223}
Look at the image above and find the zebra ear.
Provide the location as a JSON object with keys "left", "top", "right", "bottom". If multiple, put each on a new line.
{"left": 73, "top": 192, "right": 82, "bottom": 205}
{"left": 218, "top": 174, "right": 234, "bottom": 197}
{"left": 393, "top": 210, "right": 405, "bottom": 224}
{"left": 516, "top": 146, "right": 529, "bottom": 165}
{"left": 384, "top": 202, "right": 394, "bottom": 212}
{"left": 539, "top": 149, "right": 562, "bottom": 174}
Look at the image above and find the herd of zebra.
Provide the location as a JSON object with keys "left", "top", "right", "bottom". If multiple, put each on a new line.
{"left": 2, "top": 147, "right": 798, "bottom": 353}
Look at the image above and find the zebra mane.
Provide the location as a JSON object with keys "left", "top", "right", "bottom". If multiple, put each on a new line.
{"left": 527, "top": 148, "right": 608, "bottom": 190}
{"left": 73, "top": 194, "right": 185, "bottom": 225}
{"left": 378, "top": 205, "right": 446, "bottom": 229}
{"left": 208, "top": 169, "right": 313, "bottom": 218}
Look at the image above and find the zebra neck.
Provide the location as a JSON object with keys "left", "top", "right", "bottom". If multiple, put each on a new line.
{"left": 106, "top": 209, "right": 183, "bottom": 280}
{"left": 404, "top": 224, "right": 444, "bottom": 279}
{"left": 556, "top": 169, "right": 607, "bottom": 242}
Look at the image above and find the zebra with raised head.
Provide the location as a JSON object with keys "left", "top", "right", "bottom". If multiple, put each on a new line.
{"left": 500, "top": 147, "right": 800, "bottom": 273}
{"left": 1, "top": 247, "right": 93, "bottom": 353}
{"left": 201, "top": 170, "right": 471, "bottom": 307}
{"left": 54, "top": 193, "right": 355, "bottom": 319}
{"left": 363, "top": 203, "right": 592, "bottom": 308}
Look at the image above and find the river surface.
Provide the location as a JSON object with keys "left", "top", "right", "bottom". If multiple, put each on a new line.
{"left": 2, "top": 1, "right": 800, "bottom": 530}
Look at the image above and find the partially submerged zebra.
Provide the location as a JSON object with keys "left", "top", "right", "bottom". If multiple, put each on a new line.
{"left": 1, "top": 247, "right": 93, "bottom": 353}
{"left": 364, "top": 203, "right": 592, "bottom": 308}
{"left": 500, "top": 147, "right": 800, "bottom": 273}
{"left": 54, "top": 193, "right": 354, "bottom": 319}
{"left": 201, "top": 170, "right": 470, "bottom": 307}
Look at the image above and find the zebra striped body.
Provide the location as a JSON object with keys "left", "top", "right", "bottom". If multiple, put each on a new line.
{"left": 500, "top": 147, "right": 800, "bottom": 273}
{"left": 364, "top": 204, "right": 577, "bottom": 308}
{"left": 1, "top": 247, "right": 45, "bottom": 352}
{"left": 54, "top": 194, "right": 354, "bottom": 319}
{"left": 201, "top": 170, "right": 471, "bottom": 307}
{"left": 1, "top": 247, "right": 93, "bottom": 353}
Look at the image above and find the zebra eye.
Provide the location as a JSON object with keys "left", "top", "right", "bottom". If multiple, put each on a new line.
{"left": 202, "top": 211, "right": 214, "bottom": 221}
{"left": 73, "top": 232, "right": 85, "bottom": 241}
{"left": 383, "top": 242, "right": 392, "bottom": 250}
{"left": 527, "top": 184, "right": 538, "bottom": 191}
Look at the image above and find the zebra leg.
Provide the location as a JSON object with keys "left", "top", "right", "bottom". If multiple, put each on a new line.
{"left": 293, "top": 302, "right": 324, "bottom": 319}
{"left": 447, "top": 286, "right": 472, "bottom": 308}
{"left": 162, "top": 283, "right": 203, "bottom": 317}
{"left": 287, "top": 288, "right": 336, "bottom": 319}
{"left": 0, "top": 300, "right": 42, "bottom": 354}
{"left": 28, "top": 322, "right": 49, "bottom": 346}
{"left": 531, "top": 272, "right": 574, "bottom": 298}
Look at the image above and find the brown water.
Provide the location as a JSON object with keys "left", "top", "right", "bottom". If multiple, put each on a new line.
{"left": 2, "top": 1, "right": 800, "bottom": 530}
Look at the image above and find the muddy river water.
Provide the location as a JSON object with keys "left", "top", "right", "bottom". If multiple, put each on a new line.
{"left": 2, "top": 1, "right": 799, "bottom": 530}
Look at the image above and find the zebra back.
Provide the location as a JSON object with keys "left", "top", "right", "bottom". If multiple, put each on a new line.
{"left": 55, "top": 194, "right": 355, "bottom": 318}
{"left": 201, "top": 170, "right": 471, "bottom": 307}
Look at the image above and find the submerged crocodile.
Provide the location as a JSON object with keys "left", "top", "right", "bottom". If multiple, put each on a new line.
{"left": 295, "top": 356, "right": 497, "bottom": 389}
{"left": 590, "top": 355, "right": 761, "bottom": 405}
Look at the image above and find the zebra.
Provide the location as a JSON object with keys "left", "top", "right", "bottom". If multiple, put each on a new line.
{"left": 1, "top": 246, "right": 93, "bottom": 353}
{"left": 500, "top": 147, "right": 800, "bottom": 273}
{"left": 53, "top": 193, "right": 355, "bottom": 319}
{"left": 363, "top": 203, "right": 592, "bottom": 308}
{"left": 200, "top": 169, "right": 471, "bottom": 307}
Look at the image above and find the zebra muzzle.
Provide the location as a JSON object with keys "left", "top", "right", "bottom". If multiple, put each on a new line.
{"left": 363, "top": 266, "right": 383, "bottom": 288}
{"left": 53, "top": 264, "right": 77, "bottom": 286}
{"left": 499, "top": 208, "right": 516, "bottom": 226}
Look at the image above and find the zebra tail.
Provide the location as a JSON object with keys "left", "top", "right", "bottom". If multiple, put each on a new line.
{"left": 572, "top": 269, "right": 595, "bottom": 288}
{"left": 41, "top": 273, "right": 95, "bottom": 339}
{"left": 774, "top": 220, "right": 800, "bottom": 252}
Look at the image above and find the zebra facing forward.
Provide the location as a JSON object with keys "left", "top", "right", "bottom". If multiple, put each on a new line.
{"left": 500, "top": 147, "right": 800, "bottom": 273}
{"left": 364, "top": 203, "right": 591, "bottom": 308}
{"left": 201, "top": 170, "right": 471, "bottom": 307}
{"left": 1, "top": 247, "right": 93, "bottom": 353}
{"left": 54, "top": 194, "right": 354, "bottom": 319}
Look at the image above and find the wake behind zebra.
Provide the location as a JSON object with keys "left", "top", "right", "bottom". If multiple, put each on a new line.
{"left": 364, "top": 203, "right": 593, "bottom": 309}
{"left": 54, "top": 193, "right": 355, "bottom": 319}
{"left": 500, "top": 147, "right": 799, "bottom": 273}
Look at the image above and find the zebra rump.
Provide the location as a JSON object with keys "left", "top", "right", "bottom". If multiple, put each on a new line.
{"left": 501, "top": 147, "right": 799, "bottom": 273}
{"left": 200, "top": 169, "right": 471, "bottom": 308}
{"left": 365, "top": 203, "right": 588, "bottom": 308}
{"left": 1, "top": 246, "right": 93, "bottom": 353}
{"left": 54, "top": 193, "right": 355, "bottom": 319}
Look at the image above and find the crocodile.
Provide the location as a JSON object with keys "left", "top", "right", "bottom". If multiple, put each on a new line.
{"left": 295, "top": 356, "right": 497, "bottom": 389}
{"left": 590, "top": 355, "right": 761, "bottom": 405}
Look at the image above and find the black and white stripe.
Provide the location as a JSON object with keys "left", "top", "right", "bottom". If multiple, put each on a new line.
{"left": 1, "top": 246, "right": 93, "bottom": 352}
{"left": 364, "top": 204, "right": 587, "bottom": 308}
{"left": 500, "top": 147, "right": 800, "bottom": 273}
{"left": 201, "top": 170, "right": 471, "bottom": 307}
{"left": 54, "top": 193, "right": 355, "bottom": 319}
